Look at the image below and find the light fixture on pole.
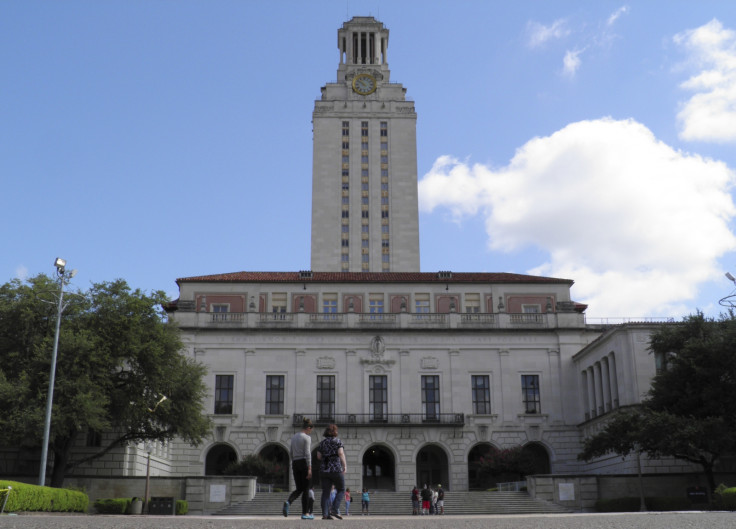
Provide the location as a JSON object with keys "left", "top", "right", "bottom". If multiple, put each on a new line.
{"left": 720, "top": 271, "right": 736, "bottom": 309}
{"left": 38, "top": 258, "right": 77, "bottom": 486}
{"left": 143, "top": 442, "right": 153, "bottom": 514}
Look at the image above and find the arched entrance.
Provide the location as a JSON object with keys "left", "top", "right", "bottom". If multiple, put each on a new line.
{"left": 467, "top": 443, "right": 496, "bottom": 490}
{"left": 205, "top": 443, "right": 237, "bottom": 475}
{"left": 522, "top": 442, "right": 551, "bottom": 475}
{"left": 416, "top": 445, "right": 448, "bottom": 490}
{"left": 259, "top": 444, "right": 290, "bottom": 489}
{"left": 362, "top": 445, "right": 395, "bottom": 491}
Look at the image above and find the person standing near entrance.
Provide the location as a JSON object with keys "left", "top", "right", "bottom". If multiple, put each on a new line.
{"left": 436, "top": 484, "right": 444, "bottom": 515}
{"left": 283, "top": 417, "right": 314, "bottom": 519}
{"left": 317, "top": 423, "right": 347, "bottom": 520}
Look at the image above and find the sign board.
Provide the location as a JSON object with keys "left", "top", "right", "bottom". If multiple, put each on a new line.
{"left": 210, "top": 484, "right": 227, "bottom": 503}
{"left": 558, "top": 482, "right": 575, "bottom": 501}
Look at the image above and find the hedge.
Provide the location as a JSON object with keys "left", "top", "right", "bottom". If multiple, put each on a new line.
{"left": 0, "top": 480, "right": 88, "bottom": 513}
{"left": 714, "top": 486, "right": 736, "bottom": 511}
{"left": 93, "top": 498, "right": 132, "bottom": 514}
{"left": 595, "top": 496, "right": 693, "bottom": 512}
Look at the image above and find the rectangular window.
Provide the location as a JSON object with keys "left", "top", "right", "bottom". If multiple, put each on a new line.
{"left": 271, "top": 293, "right": 286, "bottom": 319}
{"left": 522, "top": 375, "right": 541, "bottom": 414}
{"left": 86, "top": 428, "right": 102, "bottom": 447}
{"left": 471, "top": 375, "right": 491, "bottom": 415}
{"left": 342, "top": 225, "right": 349, "bottom": 233}
{"left": 215, "top": 374, "right": 234, "bottom": 414}
{"left": 415, "top": 294, "right": 430, "bottom": 314}
{"left": 316, "top": 375, "right": 335, "bottom": 421}
{"left": 361, "top": 121, "right": 369, "bottom": 136}
{"left": 342, "top": 210, "right": 350, "bottom": 218}
{"left": 362, "top": 210, "right": 369, "bottom": 218}
{"left": 422, "top": 375, "right": 440, "bottom": 421}
{"left": 369, "top": 295, "right": 383, "bottom": 319}
{"left": 323, "top": 296, "right": 337, "bottom": 315}
{"left": 522, "top": 305, "right": 541, "bottom": 313}
{"left": 265, "top": 375, "right": 285, "bottom": 415}
{"left": 342, "top": 121, "right": 349, "bottom": 136}
{"left": 381, "top": 210, "right": 389, "bottom": 218}
{"left": 382, "top": 225, "right": 389, "bottom": 233}
{"left": 369, "top": 375, "right": 388, "bottom": 421}
{"left": 380, "top": 121, "right": 388, "bottom": 136}
{"left": 381, "top": 141, "right": 388, "bottom": 151}
{"left": 465, "top": 294, "right": 481, "bottom": 313}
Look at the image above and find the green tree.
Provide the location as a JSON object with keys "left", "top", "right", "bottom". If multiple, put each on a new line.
{"left": 0, "top": 274, "right": 212, "bottom": 487}
{"left": 579, "top": 313, "right": 736, "bottom": 492}
{"left": 476, "top": 447, "right": 537, "bottom": 487}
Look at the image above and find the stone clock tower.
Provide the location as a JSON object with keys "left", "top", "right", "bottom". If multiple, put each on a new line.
{"left": 310, "top": 17, "right": 420, "bottom": 273}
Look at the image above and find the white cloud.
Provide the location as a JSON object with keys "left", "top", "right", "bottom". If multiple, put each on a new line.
{"left": 607, "top": 6, "right": 629, "bottom": 27}
{"left": 563, "top": 49, "right": 583, "bottom": 77}
{"left": 419, "top": 118, "right": 736, "bottom": 317}
{"left": 675, "top": 19, "right": 736, "bottom": 143}
{"left": 527, "top": 19, "right": 570, "bottom": 48}
{"left": 15, "top": 265, "right": 28, "bottom": 280}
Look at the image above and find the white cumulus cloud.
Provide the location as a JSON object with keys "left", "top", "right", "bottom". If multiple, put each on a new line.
{"left": 563, "top": 49, "right": 584, "bottom": 77}
{"left": 527, "top": 19, "right": 570, "bottom": 48}
{"left": 418, "top": 118, "right": 736, "bottom": 317}
{"left": 675, "top": 19, "right": 736, "bottom": 143}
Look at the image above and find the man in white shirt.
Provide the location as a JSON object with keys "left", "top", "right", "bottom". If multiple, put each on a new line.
{"left": 283, "top": 418, "right": 314, "bottom": 519}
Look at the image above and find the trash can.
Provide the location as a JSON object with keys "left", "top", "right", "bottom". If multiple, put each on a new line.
{"left": 129, "top": 498, "right": 143, "bottom": 515}
{"left": 148, "top": 497, "right": 176, "bottom": 515}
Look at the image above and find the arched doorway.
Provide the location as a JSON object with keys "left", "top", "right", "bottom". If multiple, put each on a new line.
{"left": 205, "top": 443, "right": 237, "bottom": 475}
{"left": 416, "top": 445, "right": 448, "bottom": 490}
{"left": 362, "top": 445, "right": 395, "bottom": 491}
{"left": 467, "top": 443, "right": 496, "bottom": 490}
{"left": 522, "top": 442, "right": 551, "bottom": 475}
{"left": 259, "top": 444, "right": 290, "bottom": 489}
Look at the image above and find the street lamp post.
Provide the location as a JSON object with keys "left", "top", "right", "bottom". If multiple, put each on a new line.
{"left": 38, "top": 258, "right": 76, "bottom": 487}
{"left": 143, "top": 442, "right": 153, "bottom": 513}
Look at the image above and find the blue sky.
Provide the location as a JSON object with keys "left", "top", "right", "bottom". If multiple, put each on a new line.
{"left": 3, "top": 1, "right": 736, "bottom": 319}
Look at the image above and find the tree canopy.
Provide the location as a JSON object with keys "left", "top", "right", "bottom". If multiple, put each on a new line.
{"left": 579, "top": 312, "right": 736, "bottom": 491}
{"left": 0, "top": 274, "right": 212, "bottom": 487}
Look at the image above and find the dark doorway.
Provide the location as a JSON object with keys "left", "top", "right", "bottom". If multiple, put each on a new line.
{"left": 259, "top": 444, "right": 290, "bottom": 489}
{"left": 522, "top": 442, "right": 551, "bottom": 475}
{"left": 362, "top": 445, "right": 395, "bottom": 491}
{"left": 416, "top": 445, "right": 448, "bottom": 490}
{"left": 205, "top": 444, "right": 237, "bottom": 475}
{"left": 467, "top": 443, "right": 496, "bottom": 490}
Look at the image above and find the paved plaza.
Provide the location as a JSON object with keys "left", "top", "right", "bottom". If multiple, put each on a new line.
{"left": 1, "top": 512, "right": 734, "bottom": 529}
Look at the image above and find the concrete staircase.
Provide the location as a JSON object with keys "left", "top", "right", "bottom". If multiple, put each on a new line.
{"left": 214, "top": 490, "right": 571, "bottom": 516}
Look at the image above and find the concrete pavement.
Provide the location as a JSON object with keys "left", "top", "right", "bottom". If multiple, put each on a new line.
{"left": 1, "top": 512, "right": 734, "bottom": 529}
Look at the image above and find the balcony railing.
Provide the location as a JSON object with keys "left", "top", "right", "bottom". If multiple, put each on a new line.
{"left": 176, "top": 310, "right": 584, "bottom": 330}
{"left": 292, "top": 412, "right": 464, "bottom": 427}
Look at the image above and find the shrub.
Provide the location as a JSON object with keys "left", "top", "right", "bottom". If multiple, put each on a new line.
{"left": 595, "top": 496, "right": 692, "bottom": 512}
{"left": 94, "top": 498, "right": 131, "bottom": 514}
{"left": 0, "top": 480, "right": 88, "bottom": 513}
{"left": 176, "top": 499, "right": 188, "bottom": 515}
{"left": 714, "top": 485, "right": 736, "bottom": 511}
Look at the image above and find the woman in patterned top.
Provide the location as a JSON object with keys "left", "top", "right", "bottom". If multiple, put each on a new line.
{"left": 316, "top": 423, "right": 347, "bottom": 520}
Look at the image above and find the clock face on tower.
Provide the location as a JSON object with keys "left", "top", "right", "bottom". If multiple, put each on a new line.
{"left": 352, "top": 73, "right": 377, "bottom": 95}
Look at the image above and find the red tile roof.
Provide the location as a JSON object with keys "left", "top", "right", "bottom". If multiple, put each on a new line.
{"left": 176, "top": 271, "right": 574, "bottom": 285}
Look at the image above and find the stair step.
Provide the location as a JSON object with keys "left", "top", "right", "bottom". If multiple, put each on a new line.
{"left": 214, "top": 490, "right": 570, "bottom": 516}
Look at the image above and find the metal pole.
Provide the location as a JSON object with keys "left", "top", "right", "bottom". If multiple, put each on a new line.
{"left": 38, "top": 271, "right": 65, "bottom": 486}
{"left": 144, "top": 449, "right": 151, "bottom": 514}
